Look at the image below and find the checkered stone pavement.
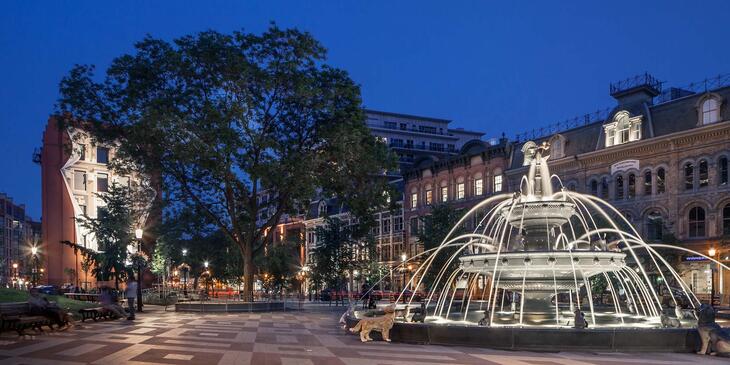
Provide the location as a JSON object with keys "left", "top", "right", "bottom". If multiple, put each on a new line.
{"left": 0, "top": 305, "right": 727, "bottom": 364}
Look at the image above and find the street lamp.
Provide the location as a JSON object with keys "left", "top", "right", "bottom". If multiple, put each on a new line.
{"left": 30, "top": 246, "right": 39, "bottom": 287}
{"left": 709, "top": 247, "right": 717, "bottom": 306}
{"left": 203, "top": 261, "right": 210, "bottom": 299}
{"left": 135, "top": 228, "right": 144, "bottom": 312}
{"left": 12, "top": 263, "right": 18, "bottom": 288}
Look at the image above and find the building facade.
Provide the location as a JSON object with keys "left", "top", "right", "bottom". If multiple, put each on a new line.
{"left": 0, "top": 193, "right": 41, "bottom": 286}
{"left": 504, "top": 74, "right": 730, "bottom": 304}
{"left": 39, "top": 117, "right": 148, "bottom": 288}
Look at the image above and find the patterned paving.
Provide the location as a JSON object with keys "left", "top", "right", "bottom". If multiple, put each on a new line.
{"left": 0, "top": 306, "right": 727, "bottom": 365}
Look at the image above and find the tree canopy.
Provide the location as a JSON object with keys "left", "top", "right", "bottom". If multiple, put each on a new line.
{"left": 57, "top": 25, "right": 395, "bottom": 300}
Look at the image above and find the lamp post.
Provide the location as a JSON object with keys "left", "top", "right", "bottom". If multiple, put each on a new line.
{"left": 31, "top": 246, "right": 39, "bottom": 287}
{"left": 204, "top": 261, "right": 209, "bottom": 300}
{"left": 400, "top": 253, "right": 407, "bottom": 291}
{"left": 709, "top": 247, "right": 717, "bottom": 306}
{"left": 182, "top": 249, "right": 188, "bottom": 297}
{"left": 12, "top": 262, "right": 18, "bottom": 289}
{"left": 135, "top": 228, "right": 144, "bottom": 312}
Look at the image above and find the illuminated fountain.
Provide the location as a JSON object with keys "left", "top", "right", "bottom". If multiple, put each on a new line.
{"left": 399, "top": 141, "right": 704, "bottom": 328}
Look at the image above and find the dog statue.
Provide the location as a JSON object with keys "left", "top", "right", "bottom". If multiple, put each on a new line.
{"left": 696, "top": 304, "right": 730, "bottom": 356}
{"left": 339, "top": 304, "right": 355, "bottom": 329}
{"left": 478, "top": 309, "right": 491, "bottom": 326}
{"left": 349, "top": 304, "right": 396, "bottom": 342}
{"left": 660, "top": 313, "right": 681, "bottom": 328}
{"left": 572, "top": 309, "right": 588, "bottom": 329}
{"left": 411, "top": 302, "right": 426, "bottom": 323}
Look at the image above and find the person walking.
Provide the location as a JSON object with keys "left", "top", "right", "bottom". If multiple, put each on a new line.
{"left": 126, "top": 277, "right": 138, "bottom": 320}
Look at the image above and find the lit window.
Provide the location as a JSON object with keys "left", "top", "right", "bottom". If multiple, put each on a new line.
{"left": 688, "top": 207, "right": 705, "bottom": 238}
{"left": 701, "top": 98, "right": 720, "bottom": 124}
{"left": 74, "top": 170, "right": 87, "bottom": 191}
{"left": 474, "top": 179, "right": 483, "bottom": 196}
{"left": 457, "top": 183, "right": 465, "bottom": 200}
{"left": 441, "top": 186, "right": 448, "bottom": 202}
{"left": 630, "top": 123, "right": 641, "bottom": 141}
{"left": 493, "top": 175, "right": 503, "bottom": 192}
{"left": 97, "top": 173, "right": 108, "bottom": 193}
{"left": 606, "top": 128, "right": 615, "bottom": 147}
{"left": 425, "top": 190, "right": 433, "bottom": 205}
{"left": 618, "top": 121, "right": 630, "bottom": 144}
{"left": 411, "top": 193, "right": 418, "bottom": 209}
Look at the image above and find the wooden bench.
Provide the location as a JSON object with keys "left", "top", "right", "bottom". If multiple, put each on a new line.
{"left": 0, "top": 302, "right": 53, "bottom": 335}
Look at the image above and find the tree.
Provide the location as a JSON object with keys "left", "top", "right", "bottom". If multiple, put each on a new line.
{"left": 257, "top": 242, "right": 298, "bottom": 296}
{"left": 57, "top": 25, "right": 395, "bottom": 301}
{"left": 418, "top": 203, "right": 464, "bottom": 289}
{"left": 76, "top": 183, "right": 148, "bottom": 288}
{"left": 310, "top": 217, "right": 356, "bottom": 292}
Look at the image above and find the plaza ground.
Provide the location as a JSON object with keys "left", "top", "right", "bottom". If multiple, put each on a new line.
{"left": 0, "top": 305, "right": 727, "bottom": 365}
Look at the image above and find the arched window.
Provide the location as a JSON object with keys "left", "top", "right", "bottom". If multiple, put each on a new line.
{"left": 628, "top": 173, "right": 636, "bottom": 199}
{"left": 615, "top": 176, "right": 624, "bottom": 200}
{"left": 318, "top": 201, "right": 327, "bottom": 217}
{"left": 688, "top": 207, "right": 706, "bottom": 238}
{"left": 618, "top": 119, "right": 631, "bottom": 144}
{"left": 590, "top": 180, "right": 598, "bottom": 196}
{"left": 601, "top": 178, "right": 609, "bottom": 199}
{"left": 719, "top": 156, "right": 729, "bottom": 186}
{"left": 550, "top": 138, "right": 563, "bottom": 159}
{"left": 656, "top": 168, "right": 666, "bottom": 194}
{"left": 724, "top": 204, "right": 730, "bottom": 236}
{"left": 644, "top": 171, "right": 652, "bottom": 195}
{"left": 699, "top": 159, "right": 708, "bottom": 187}
{"left": 701, "top": 98, "right": 720, "bottom": 124}
{"left": 646, "top": 211, "right": 663, "bottom": 241}
{"left": 684, "top": 162, "right": 694, "bottom": 190}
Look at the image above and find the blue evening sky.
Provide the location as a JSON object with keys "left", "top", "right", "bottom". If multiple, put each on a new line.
{"left": 1, "top": 1, "right": 728, "bottom": 219}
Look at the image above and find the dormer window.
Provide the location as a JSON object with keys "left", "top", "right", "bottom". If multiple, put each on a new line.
{"left": 701, "top": 97, "right": 720, "bottom": 124}
{"left": 604, "top": 111, "right": 642, "bottom": 147}
{"left": 548, "top": 134, "right": 566, "bottom": 159}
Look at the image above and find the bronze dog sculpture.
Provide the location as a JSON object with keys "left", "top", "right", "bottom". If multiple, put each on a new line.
{"left": 696, "top": 304, "right": 730, "bottom": 357}
{"left": 349, "top": 304, "right": 396, "bottom": 342}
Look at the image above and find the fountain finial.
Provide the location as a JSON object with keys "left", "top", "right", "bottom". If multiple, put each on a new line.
{"left": 522, "top": 141, "right": 553, "bottom": 198}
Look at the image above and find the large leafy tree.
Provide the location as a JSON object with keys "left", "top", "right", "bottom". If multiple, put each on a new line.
{"left": 57, "top": 25, "right": 395, "bottom": 300}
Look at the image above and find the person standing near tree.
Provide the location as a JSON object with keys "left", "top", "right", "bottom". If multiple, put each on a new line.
{"left": 125, "top": 278, "right": 138, "bottom": 320}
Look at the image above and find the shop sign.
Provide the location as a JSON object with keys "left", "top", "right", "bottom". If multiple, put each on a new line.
{"left": 683, "top": 256, "right": 708, "bottom": 262}
{"left": 610, "top": 160, "right": 639, "bottom": 175}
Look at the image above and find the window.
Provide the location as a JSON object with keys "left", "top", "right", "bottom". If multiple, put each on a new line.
{"left": 618, "top": 120, "right": 630, "bottom": 144}
{"left": 724, "top": 204, "right": 730, "bottom": 236}
{"left": 720, "top": 157, "right": 729, "bottom": 186}
{"left": 606, "top": 128, "right": 615, "bottom": 147}
{"left": 688, "top": 207, "right": 706, "bottom": 238}
{"left": 411, "top": 193, "right": 418, "bottom": 209}
{"left": 74, "top": 170, "right": 87, "bottom": 191}
{"left": 601, "top": 178, "right": 609, "bottom": 198}
{"left": 630, "top": 122, "right": 641, "bottom": 141}
{"left": 493, "top": 175, "right": 503, "bottom": 192}
{"left": 646, "top": 211, "right": 663, "bottom": 241}
{"left": 78, "top": 204, "right": 87, "bottom": 216}
{"left": 684, "top": 163, "right": 694, "bottom": 190}
{"left": 590, "top": 180, "right": 598, "bottom": 196}
{"left": 628, "top": 173, "right": 636, "bottom": 199}
{"left": 656, "top": 168, "right": 666, "bottom": 194}
{"left": 615, "top": 175, "right": 624, "bottom": 200}
{"left": 318, "top": 202, "right": 327, "bottom": 217}
{"left": 457, "top": 183, "right": 465, "bottom": 200}
{"left": 409, "top": 217, "right": 419, "bottom": 235}
{"left": 394, "top": 217, "right": 403, "bottom": 232}
{"left": 382, "top": 218, "right": 391, "bottom": 234}
{"left": 425, "top": 190, "right": 433, "bottom": 205}
{"left": 474, "top": 179, "right": 483, "bottom": 196}
{"left": 699, "top": 160, "right": 708, "bottom": 187}
{"left": 701, "top": 98, "right": 720, "bottom": 124}
{"left": 644, "top": 171, "right": 652, "bottom": 195}
{"left": 550, "top": 138, "right": 562, "bottom": 159}
{"left": 96, "top": 174, "right": 109, "bottom": 193}
{"left": 78, "top": 144, "right": 86, "bottom": 161}
{"left": 441, "top": 186, "right": 448, "bottom": 202}
{"left": 96, "top": 147, "right": 109, "bottom": 164}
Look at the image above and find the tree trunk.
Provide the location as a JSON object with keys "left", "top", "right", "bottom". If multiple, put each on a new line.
{"left": 243, "top": 245, "right": 254, "bottom": 302}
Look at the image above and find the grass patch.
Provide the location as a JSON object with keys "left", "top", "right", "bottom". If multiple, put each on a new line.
{"left": 0, "top": 288, "right": 97, "bottom": 319}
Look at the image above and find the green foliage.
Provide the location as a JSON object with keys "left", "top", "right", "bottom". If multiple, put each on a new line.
{"left": 76, "top": 183, "right": 146, "bottom": 284}
{"left": 57, "top": 25, "right": 396, "bottom": 300}
{"left": 257, "top": 243, "right": 299, "bottom": 294}
{"left": 310, "top": 217, "right": 368, "bottom": 290}
{"left": 418, "top": 203, "right": 464, "bottom": 288}
{"left": 0, "top": 288, "right": 96, "bottom": 319}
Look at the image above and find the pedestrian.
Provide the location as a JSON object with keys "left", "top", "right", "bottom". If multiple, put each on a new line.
{"left": 126, "top": 277, "right": 138, "bottom": 320}
{"left": 100, "top": 285, "right": 126, "bottom": 319}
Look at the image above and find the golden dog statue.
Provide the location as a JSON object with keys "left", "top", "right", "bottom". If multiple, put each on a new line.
{"left": 349, "top": 304, "right": 396, "bottom": 342}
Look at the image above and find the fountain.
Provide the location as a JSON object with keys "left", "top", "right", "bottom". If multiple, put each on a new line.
{"left": 346, "top": 140, "right": 730, "bottom": 352}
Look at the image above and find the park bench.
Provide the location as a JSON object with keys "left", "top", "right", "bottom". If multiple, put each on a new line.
{"left": 0, "top": 302, "right": 53, "bottom": 335}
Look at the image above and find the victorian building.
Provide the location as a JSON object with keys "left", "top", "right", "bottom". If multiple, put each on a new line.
{"left": 505, "top": 74, "right": 730, "bottom": 304}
